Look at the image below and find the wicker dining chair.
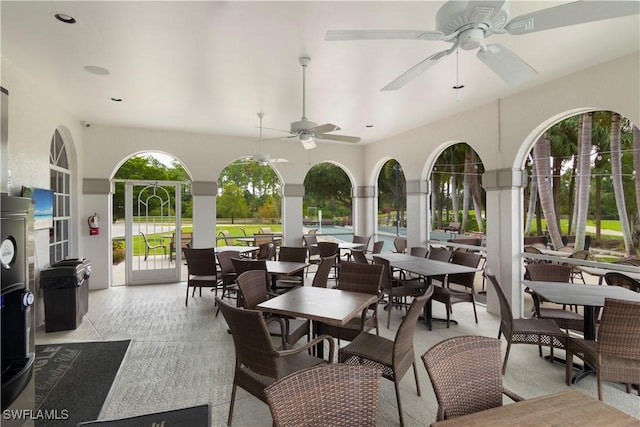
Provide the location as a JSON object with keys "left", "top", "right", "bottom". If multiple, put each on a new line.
{"left": 430, "top": 251, "right": 482, "bottom": 328}
{"left": 409, "top": 246, "right": 428, "bottom": 258}
{"left": 236, "top": 270, "right": 310, "bottom": 346}
{"left": 422, "top": 335, "right": 524, "bottom": 421}
{"left": 604, "top": 272, "right": 640, "bottom": 292}
{"left": 311, "top": 255, "right": 338, "bottom": 288}
{"left": 393, "top": 237, "right": 407, "bottom": 254}
{"left": 486, "top": 270, "right": 566, "bottom": 374}
{"left": 321, "top": 262, "right": 383, "bottom": 343}
{"left": 350, "top": 249, "right": 369, "bottom": 264}
{"left": 215, "top": 251, "right": 242, "bottom": 314}
{"left": 317, "top": 241, "right": 340, "bottom": 279}
{"left": 373, "top": 255, "right": 425, "bottom": 328}
{"left": 231, "top": 258, "right": 268, "bottom": 307}
{"left": 215, "top": 298, "right": 334, "bottom": 426}
{"left": 303, "top": 234, "right": 320, "bottom": 275}
{"left": 524, "top": 263, "right": 584, "bottom": 331}
{"left": 183, "top": 248, "right": 221, "bottom": 306}
{"left": 256, "top": 242, "right": 276, "bottom": 260}
{"left": 427, "top": 247, "right": 453, "bottom": 286}
{"left": 274, "top": 246, "right": 308, "bottom": 291}
{"left": 372, "top": 240, "right": 384, "bottom": 254}
{"left": 565, "top": 298, "right": 640, "bottom": 400}
{"left": 562, "top": 250, "right": 590, "bottom": 283}
{"left": 338, "top": 291, "right": 432, "bottom": 427}
{"left": 265, "top": 364, "right": 381, "bottom": 427}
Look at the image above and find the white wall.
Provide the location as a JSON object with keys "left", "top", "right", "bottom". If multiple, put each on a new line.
{"left": 2, "top": 52, "right": 638, "bottom": 311}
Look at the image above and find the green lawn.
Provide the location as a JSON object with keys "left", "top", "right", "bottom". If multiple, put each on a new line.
{"left": 118, "top": 223, "right": 283, "bottom": 257}
{"left": 538, "top": 219, "right": 622, "bottom": 234}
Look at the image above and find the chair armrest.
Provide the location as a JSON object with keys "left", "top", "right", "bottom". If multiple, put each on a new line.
{"left": 502, "top": 387, "right": 524, "bottom": 402}
{"left": 265, "top": 317, "right": 288, "bottom": 347}
{"left": 277, "top": 334, "right": 335, "bottom": 362}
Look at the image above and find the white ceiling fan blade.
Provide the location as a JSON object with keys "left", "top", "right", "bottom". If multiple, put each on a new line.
{"left": 271, "top": 158, "right": 289, "bottom": 163}
{"left": 477, "top": 43, "right": 538, "bottom": 86}
{"left": 326, "top": 30, "right": 444, "bottom": 41}
{"left": 309, "top": 123, "right": 340, "bottom": 134}
{"left": 316, "top": 133, "right": 361, "bottom": 143}
{"left": 505, "top": 1, "right": 640, "bottom": 35}
{"left": 464, "top": 1, "right": 508, "bottom": 24}
{"left": 381, "top": 48, "right": 453, "bottom": 91}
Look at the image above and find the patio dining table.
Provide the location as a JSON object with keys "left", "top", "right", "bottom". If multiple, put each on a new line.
{"left": 265, "top": 260, "right": 309, "bottom": 292}
{"left": 373, "top": 253, "right": 481, "bottom": 328}
{"left": 257, "top": 286, "right": 378, "bottom": 358}
{"left": 576, "top": 265, "right": 640, "bottom": 285}
{"left": 430, "top": 389, "right": 638, "bottom": 427}
{"left": 522, "top": 280, "right": 640, "bottom": 383}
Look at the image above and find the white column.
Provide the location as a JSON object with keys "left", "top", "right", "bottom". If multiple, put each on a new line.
{"left": 482, "top": 168, "right": 526, "bottom": 316}
{"left": 82, "top": 178, "right": 112, "bottom": 289}
{"left": 282, "top": 183, "right": 304, "bottom": 246}
{"left": 406, "top": 179, "right": 428, "bottom": 249}
{"left": 353, "top": 186, "right": 375, "bottom": 238}
{"left": 191, "top": 181, "right": 217, "bottom": 248}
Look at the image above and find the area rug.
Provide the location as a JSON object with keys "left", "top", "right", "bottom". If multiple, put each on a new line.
{"left": 76, "top": 404, "right": 210, "bottom": 427}
{"left": 35, "top": 340, "right": 131, "bottom": 427}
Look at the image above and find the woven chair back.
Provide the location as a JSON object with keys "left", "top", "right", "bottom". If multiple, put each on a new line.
{"left": 317, "top": 241, "right": 339, "bottom": 257}
{"left": 422, "top": 336, "right": 504, "bottom": 420}
{"left": 236, "top": 270, "right": 270, "bottom": 309}
{"left": 265, "top": 365, "right": 381, "bottom": 427}
{"left": 447, "top": 252, "right": 481, "bottom": 289}
{"left": 604, "top": 273, "right": 640, "bottom": 293}
{"left": 183, "top": 248, "right": 217, "bottom": 276}
{"left": 312, "top": 255, "right": 337, "bottom": 288}
{"left": 337, "top": 262, "right": 383, "bottom": 295}
{"left": 427, "top": 247, "right": 453, "bottom": 263}
{"left": 215, "top": 298, "right": 279, "bottom": 378}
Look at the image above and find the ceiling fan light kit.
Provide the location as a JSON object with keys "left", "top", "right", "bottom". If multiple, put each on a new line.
{"left": 326, "top": 0, "right": 639, "bottom": 91}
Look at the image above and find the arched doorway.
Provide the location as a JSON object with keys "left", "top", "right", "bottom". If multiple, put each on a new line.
{"left": 111, "top": 152, "right": 191, "bottom": 285}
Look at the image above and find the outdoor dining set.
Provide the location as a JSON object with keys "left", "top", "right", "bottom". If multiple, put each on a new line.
{"left": 180, "top": 234, "right": 640, "bottom": 426}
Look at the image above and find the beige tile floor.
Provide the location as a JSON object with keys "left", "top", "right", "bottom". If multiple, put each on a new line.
{"left": 36, "top": 266, "right": 640, "bottom": 426}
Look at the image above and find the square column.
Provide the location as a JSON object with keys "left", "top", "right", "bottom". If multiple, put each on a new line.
{"left": 353, "top": 186, "right": 375, "bottom": 237}
{"left": 482, "top": 169, "right": 527, "bottom": 317}
{"left": 406, "top": 180, "right": 429, "bottom": 249}
{"left": 282, "top": 184, "right": 304, "bottom": 246}
{"left": 82, "top": 178, "right": 112, "bottom": 289}
{"left": 191, "top": 181, "right": 217, "bottom": 248}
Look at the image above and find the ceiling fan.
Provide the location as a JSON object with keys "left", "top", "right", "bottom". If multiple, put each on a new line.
{"left": 240, "top": 113, "right": 289, "bottom": 166}
{"left": 285, "top": 57, "right": 361, "bottom": 150}
{"left": 326, "top": 0, "right": 639, "bottom": 90}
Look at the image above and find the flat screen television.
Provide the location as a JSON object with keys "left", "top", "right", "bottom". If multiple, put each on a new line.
{"left": 21, "top": 186, "right": 54, "bottom": 230}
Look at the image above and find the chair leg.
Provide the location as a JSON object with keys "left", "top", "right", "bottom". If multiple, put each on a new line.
{"left": 227, "top": 383, "right": 238, "bottom": 426}
{"left": 565, "top": 348, "right": 573, "bottom": 386}
{"left": 597, "top": 373, "right": 603, "bottom": 401}
{"left": 185, "top": 286, "right": 190, "bottom": 306}
{"left": 502, "top": 341, "right": 512, "bottom": 374}
{"left": 445, "top": 302, "right": 450, "bottom": 328}
{"left": 393, "top": 380, "right": 405, "bottom": 427}
{"left": 387, "top": 297, "right": 392, "bottom": 329}
{"left": 412, "top": 362, "right": 421, "bottom": 396}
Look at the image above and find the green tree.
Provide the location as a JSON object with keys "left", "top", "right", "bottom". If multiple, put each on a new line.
{"left": 303, "top": 163, "right": 352, "bottom": 220}
{"left": 217, "top": 182, "right": 249, "bottom": 223}
{"left": 257, "top": 195, "right": 279, "bottom": 221}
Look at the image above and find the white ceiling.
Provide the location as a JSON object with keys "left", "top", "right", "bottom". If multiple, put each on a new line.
{"left": 2, "top": 1, "right": 639, "bottom": 145}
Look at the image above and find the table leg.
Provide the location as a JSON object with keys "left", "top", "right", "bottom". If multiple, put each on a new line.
{"left": 313, "top": 320, "right": 325, "bottom": 359}
{"left": 571, "top": 305, "right": 597, "bottom": 384}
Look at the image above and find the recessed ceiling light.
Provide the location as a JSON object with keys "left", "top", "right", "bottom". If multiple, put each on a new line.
{"left": 110, "top": 98, "right": 122, "bottom": 102}
{"left": 84, "top": 65, "right": 110, "bottom": 76}
{"left": 54, "top": 13, "right": 76, "bottom": 24}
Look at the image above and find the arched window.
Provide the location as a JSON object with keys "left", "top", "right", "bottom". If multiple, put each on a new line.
{"left": 49, "top": 129, "right": 70, "bottom": 262}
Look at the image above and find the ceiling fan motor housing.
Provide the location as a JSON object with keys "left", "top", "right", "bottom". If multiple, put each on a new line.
{"left": 436, "top": 0, "right": 509, "bottom": 36}
{"left": 290, "top": 119, "right": 318, "bottom": 134}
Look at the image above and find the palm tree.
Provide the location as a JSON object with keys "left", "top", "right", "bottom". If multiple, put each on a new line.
{"left": 533, "top": 132, "right": 563, "bottom": 249}
{"left": 610, "top": 113, "right": 636, "bottom": 255}
{"left": 524, "top": 156, "right": 537, "bottom": 235}
{"left": 574, "top": 112, "right": 593, "bottom": 251}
